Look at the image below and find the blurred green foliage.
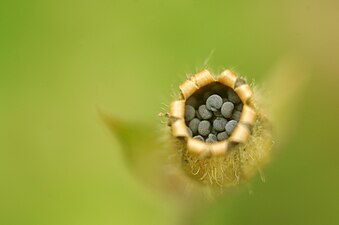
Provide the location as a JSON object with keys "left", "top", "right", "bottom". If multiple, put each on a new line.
{"left": 1, "top": 0, "right": 338, "bottom": 225}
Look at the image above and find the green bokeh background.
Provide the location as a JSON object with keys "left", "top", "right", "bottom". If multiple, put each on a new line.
{"left": 1, "top": 0, "right": 338, "bottom": 225}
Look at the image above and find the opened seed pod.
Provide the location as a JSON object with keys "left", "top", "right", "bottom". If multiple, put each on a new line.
{"left": 168, "top": 70, "right": 273, "bottom": 188}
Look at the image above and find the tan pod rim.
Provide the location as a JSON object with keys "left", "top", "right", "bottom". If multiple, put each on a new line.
{"left": 168, "top": 69, "right": 256, "bottom": 157}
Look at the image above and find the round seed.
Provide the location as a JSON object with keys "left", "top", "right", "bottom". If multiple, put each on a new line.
{"left": 213, "top": 117, "right": 227, "bottom": 132}
{"left": 206, "top": 94, "right": 223, "bottom": 111}
{"left": 221, "top": 102, "right": 234, "bottom": 118}
{"left": 198, "top": 120, "right": 211, "bottom": 136}
{"left": 232, "top": 110, "right": 241, "bottom": 121}
{"left": 193, "top": 135, "right": 204, "bottom": 142}
{"left": 225, "top": 120, "right": 238, "bottom": 135}
{"left": 185, "top": 105, "right": 195, "bottom": 121}
{"left": 217, "top": 131, "right": 229, "bottom": 141}
{"left": 187, "top": 127, "right": 193, "bottom": 137}
{"left": 188, "top": 118, "right": 200, "bottom": 134}
{"left": 198, "top": 105, "right": 213, "bottom": 120}
{"left": 227, "top": 89, "right": 241, "bottom": 104}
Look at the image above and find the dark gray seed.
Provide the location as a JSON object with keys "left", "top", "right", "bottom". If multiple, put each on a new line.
{"left": 221, "top": 102, "right": 234, "bottom": 118}
{"left": 232, "top": 110, "right": 241, "bottom": 121}
{"left": 217, "top": 131, "right": 229, "bottom": 141}
{"left": 235, "top": 103, "right": 243, "bottom": 111}
{"left": 186, "top": 97, "right": 198, "bottom": 108}
{"left": 193, "top": 135, "right": 204, "bottom": 142}
{"left": 198, "top": 120, "right": 211, "bottom": 136}
{"left": 225, "top": 120, "right": 238, "bottom": 135}
{"left": 222, "top": 97, "right": 229, "bottom": 103}
{"left": 206, "top": 94, "right": 223, "bottom": 111}
{"left": 213, "top": 117, "right": 227, "bottom": 132}
{"left": 198, "top": 105, "right": 213, "bottom": 120}
{"left": 188, "top": 118, "right": 200, "bottom": 134}
{"left": 187, "top": 127, "right": 193, "bottom": 137}
{"left": 185, "top": 105, "right": 195, "bottom": 121}
{"left": 227, "top": 89, "right": 241, "bottom": 104}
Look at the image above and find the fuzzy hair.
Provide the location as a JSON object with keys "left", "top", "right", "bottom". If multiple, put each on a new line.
{"left": 167, "top": 88, "right": 273, "bottom": 189}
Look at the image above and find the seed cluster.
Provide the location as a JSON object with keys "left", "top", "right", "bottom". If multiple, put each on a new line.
{"left": 185, "top": 89, "right": 243, "bottom": 143}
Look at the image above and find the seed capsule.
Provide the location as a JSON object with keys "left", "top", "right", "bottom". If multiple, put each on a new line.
{"left": 167, "top": 69, "right": 273, "bottom": 189}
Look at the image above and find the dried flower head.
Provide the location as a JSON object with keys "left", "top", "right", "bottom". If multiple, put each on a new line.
{"left": 168, "top": 70, "right": 273, "bottom": 188}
